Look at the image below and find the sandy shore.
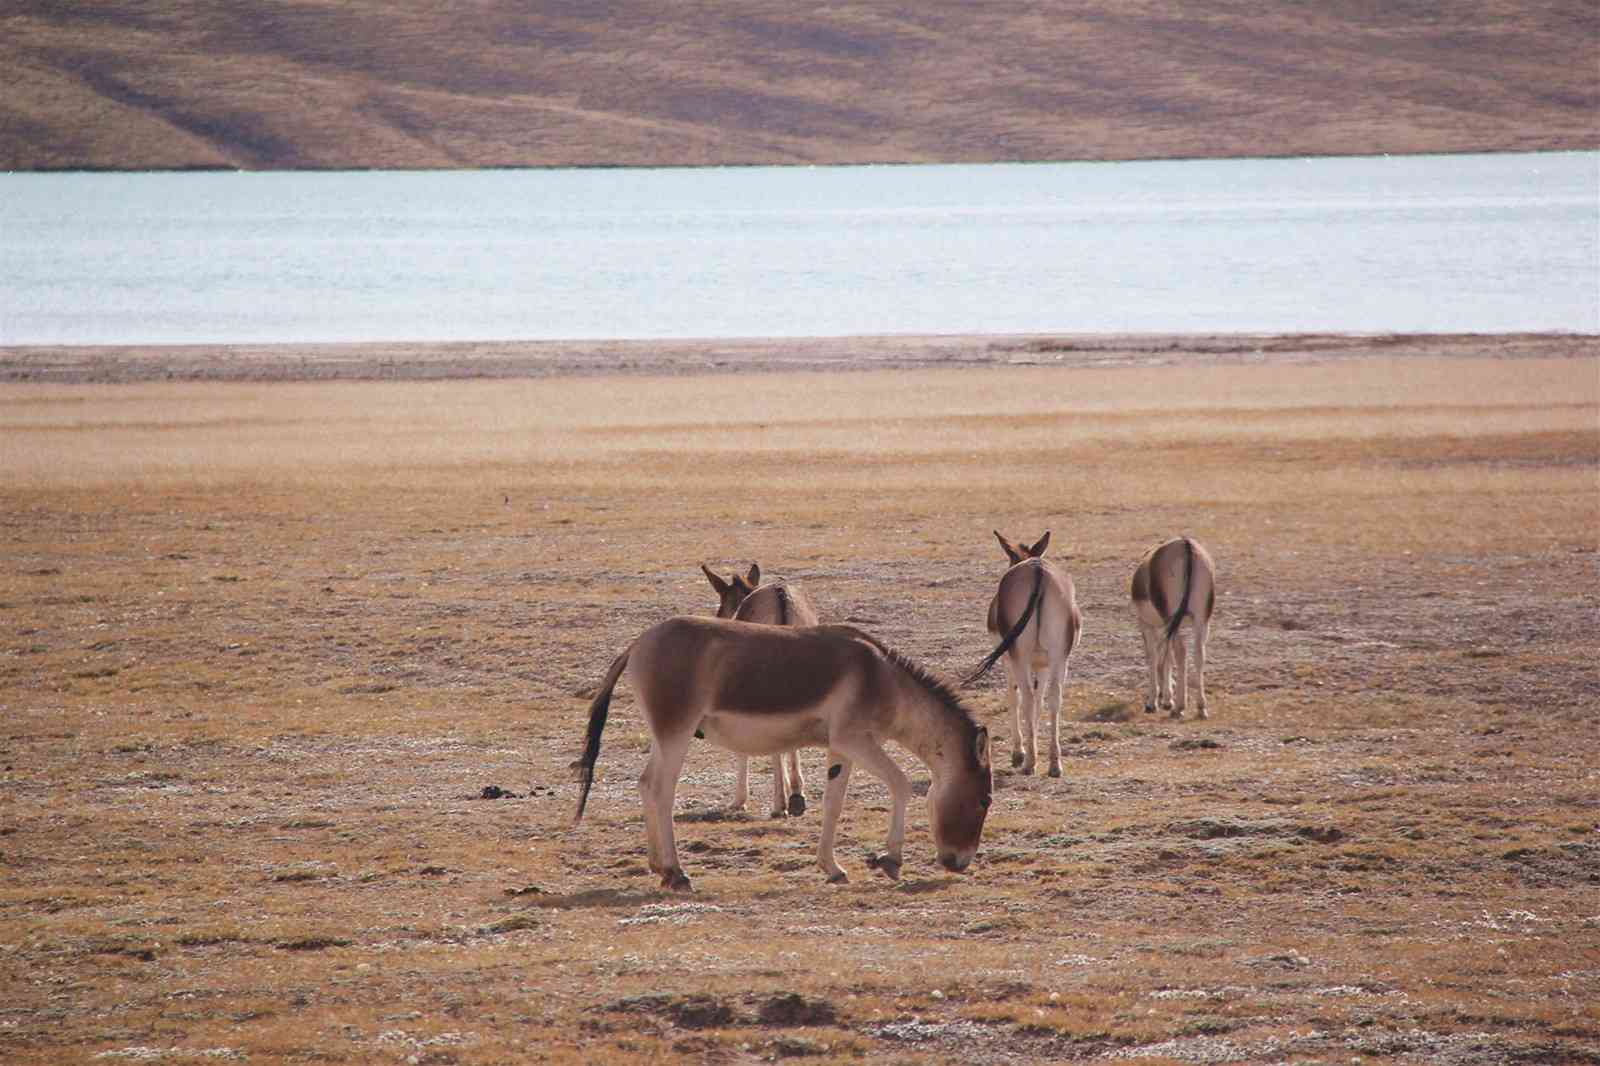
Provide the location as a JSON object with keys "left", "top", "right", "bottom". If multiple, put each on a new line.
{"left": 2, "top": 331, "right": 1593, "bottom": 383}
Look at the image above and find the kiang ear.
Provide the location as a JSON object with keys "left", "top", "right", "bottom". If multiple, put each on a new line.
{"left": 701, "top": 563, "right": 729, "bottom": 597}
{"left": 993, "top": 530, "right": 1023, "bottom": 565}
{"left": 746, "top": 562, "right": 761, "bottom": 587}
{"left": 1027, "top": 531, "right": 1051, "bottom": 558}
{"left": 973, "top": 728, "right": 991, "bottom": 768}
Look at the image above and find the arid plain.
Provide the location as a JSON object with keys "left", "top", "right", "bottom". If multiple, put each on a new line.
{"left": 2, "top": 337, "right": 1597, "bottom": 1064}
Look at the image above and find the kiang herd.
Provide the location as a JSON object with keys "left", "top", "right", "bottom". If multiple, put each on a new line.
{"left": 573, "top": 533, "right": 1217, "bottom": 893}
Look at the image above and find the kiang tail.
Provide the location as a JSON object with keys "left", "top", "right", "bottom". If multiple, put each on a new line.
{"left": 1164, "top": 537, "right": 1195, "bottom": 642}
{"left": 572, "top": 646, "right": 631, "bottom": 825}
{"left": 963, "top": 563, "right": 1045, "bottom": 687}
{"left": 775, "top": 584, "right": 790, "bottom": 626}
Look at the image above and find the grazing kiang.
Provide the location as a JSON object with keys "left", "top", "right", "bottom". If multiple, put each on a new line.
{"left": 1130, "top": 536, "right": 1217, "bottom": 719}
{"left": 701, "top": 562, "right": 820, "bottom": 817}
{"left": 572, "top": 617, "right": 994, "bottom": 892}
{"left": 966, "top": 531, "right": 1082, "bottom": 778}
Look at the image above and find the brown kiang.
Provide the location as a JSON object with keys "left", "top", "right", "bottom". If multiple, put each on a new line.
{"left": 700, "top": 562, "right": 820, "bottom": 818}
{"left": 572, "top": 615, "right": 994, "bottom": 893}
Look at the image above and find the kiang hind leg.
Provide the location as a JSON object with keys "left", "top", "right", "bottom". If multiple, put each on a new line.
{"left": 1013, "top": 653, "right": 1040, "bottom": 775}
{"left": 768, "top": 754, "right": 787, "bottom": 818}
{"left": 784, "top": 749, "right": 806, "bottom": 816}
{"left": 1044, "top": 662, "right": 1065, "bottom": 778}
{"left": 731, "top": 755, "right": 750, "bottom": 810}
{"left": 1157, "top": 632, "right": 1177, "bottom": 713}
{"left": 1170, "top": 622, "right": 1190, "bottom": 719}
{"left": 639, "top": 728, "right": 695, "bottom": 892}
{"left": 1139, "top": 623, "right": 1161, "bottom": 714}
{"left": 1003, "top": 658, "right": 1024, "bottom": 767}
{"left": 637, "top": 739, "right": 665, "bottom": 875}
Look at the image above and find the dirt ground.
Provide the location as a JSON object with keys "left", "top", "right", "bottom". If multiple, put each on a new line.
{"left": 2, "top": 335, "right": 1597, "bottom": 1065}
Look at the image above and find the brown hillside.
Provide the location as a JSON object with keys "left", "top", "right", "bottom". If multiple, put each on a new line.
{"left": 2, "top": 1, "right": 1596, "bottom": 171}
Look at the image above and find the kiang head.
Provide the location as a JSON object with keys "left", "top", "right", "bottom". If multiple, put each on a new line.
{"left": 929, "top": 723, "right": 993, "bottom": 873}
{"left": 702, "top": 562, "right": 761, "bottom": 618}
{"left": 994, "top": 530, "right": 1050, "bottom": 567}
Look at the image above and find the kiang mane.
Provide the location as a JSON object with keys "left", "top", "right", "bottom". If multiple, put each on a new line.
{"left": 880, "top": 643, "right": 979, "bottom": 729}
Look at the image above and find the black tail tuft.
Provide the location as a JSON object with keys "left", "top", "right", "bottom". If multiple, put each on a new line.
{"left": 573, "top": 649, "right": 630, "bottom": 824}
{"left": 1164, "top": 537, "right": 1195, "bottom": 642}
{"left": 964, "top": 564, "right": 1044, "bottom": 686}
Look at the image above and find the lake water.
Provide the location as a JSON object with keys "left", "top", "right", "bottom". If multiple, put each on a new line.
{"left": 2, "top": 151, "right": 1595, "bottom": 345}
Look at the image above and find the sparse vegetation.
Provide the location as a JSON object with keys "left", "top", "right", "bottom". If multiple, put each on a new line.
{"left": 0, "top": 340, "right": 1596, "bottom": 1064}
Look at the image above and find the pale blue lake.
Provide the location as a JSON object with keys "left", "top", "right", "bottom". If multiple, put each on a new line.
{"left": 2, "top": 151, "right": 1595, "bottom": 345}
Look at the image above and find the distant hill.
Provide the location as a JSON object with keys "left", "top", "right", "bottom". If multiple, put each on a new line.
{"left": 3, "top": 1, "right": 1596, "bottom": 171}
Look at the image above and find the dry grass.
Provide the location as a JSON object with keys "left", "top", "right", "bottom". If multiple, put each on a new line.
{"left": 3, "top": 2, "right": 1597, "bottom": 170}
{"left": 1, "top": 343, "right": 1598, "bottom": 1064}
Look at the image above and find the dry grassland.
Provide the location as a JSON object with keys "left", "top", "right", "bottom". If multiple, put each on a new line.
{"left": 2, "top": 347, "right": 1598, "bottom": 1064}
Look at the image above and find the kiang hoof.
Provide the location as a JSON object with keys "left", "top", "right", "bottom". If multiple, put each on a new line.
{"left": 660, "top": 868, "right": 693, "bottom": 893}
{"left": 866, "top": 853, "right": 902, "bottom": 882}
{"left": 1047, "top": 765, "right": 1062, "bottom": 779}
{"left": 770, "top": 808, "right": 787, "bottom": 819}
{"left": 1010, "top": 750, "right": 1025, "bottom": 768}
{"left": 1168, "top": 709, "right": 1184, "bottom": 721}
{"left": 788, "top": 793, "right": 807, "bottom": 817}
{"left": 825, "top": 870, "right": 848, "bottom": 885}
{"left": 1143, "top": 702, "right": 1156, "bottom": 715}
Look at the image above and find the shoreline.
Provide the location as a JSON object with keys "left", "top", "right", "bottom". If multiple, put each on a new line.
{"left": 2, "top": 333, "right": 1594, "bottom": 385}
{"left": 11, "top": 146, "right": 1596, "bottom": 176}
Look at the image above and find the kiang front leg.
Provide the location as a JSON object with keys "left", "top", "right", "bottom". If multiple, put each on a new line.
{"left": 842, "top": 737, "right": 910, "bottom": 881}
{"left": 817, "top": 754, "right": 854, "bottom": 883}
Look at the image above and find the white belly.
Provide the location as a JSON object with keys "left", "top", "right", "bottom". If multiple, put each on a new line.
{"left": 699, "top": 711, "right": 828, "bottom": 755}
